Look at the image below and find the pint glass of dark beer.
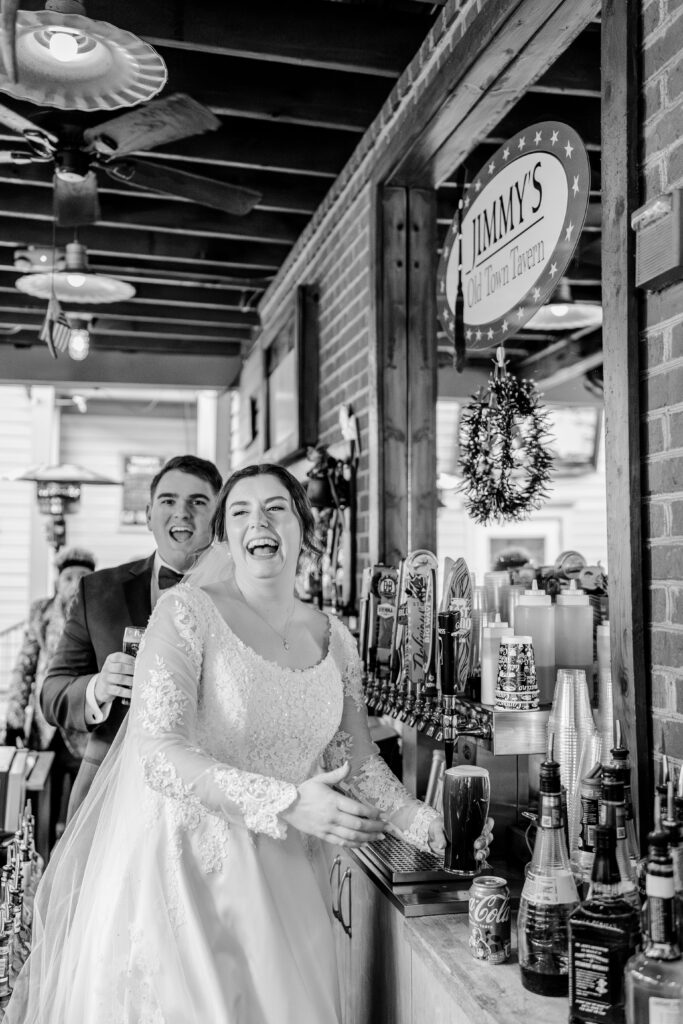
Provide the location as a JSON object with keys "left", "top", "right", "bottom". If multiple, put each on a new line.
{"left": 442, "top": 765, "right": 490, "bottom": 875}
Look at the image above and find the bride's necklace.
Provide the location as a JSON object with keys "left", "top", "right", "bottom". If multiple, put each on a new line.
{"left": 235, "top": 583, "right": 296, "bottom": 650}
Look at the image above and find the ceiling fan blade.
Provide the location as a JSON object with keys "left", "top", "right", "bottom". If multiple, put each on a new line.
{"left": 83, "top": 94, "right": 220, "bottom": 160}
{"left": 53, "top": 170, "right": 101, "bottom": 227}
{"left": 102, "top": 158, "right": 262, "bottom": 217}
{"left": 0, "top": 99, "right": 57, "bottom": 156}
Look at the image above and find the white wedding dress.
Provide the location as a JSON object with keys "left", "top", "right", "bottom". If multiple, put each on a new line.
{"left": 6, "top": 584, "right": 437, "bottom": 1024}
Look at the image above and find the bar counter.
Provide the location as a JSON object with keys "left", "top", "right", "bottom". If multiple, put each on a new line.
{"left": 331, "top": 846, "right": 568, "bottom": 1024}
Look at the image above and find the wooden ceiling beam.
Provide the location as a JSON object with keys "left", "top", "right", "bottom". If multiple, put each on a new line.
{"left": 517, "top": 326, "right": 603, "bottom": 386}
{"left": 492, "top": 93, "right": 600, "bottom": 148}
{"left": 157, "top": 49, "right": 391, "bottom": 132}
{"left": 0, "top": 184, "right": 305, "bottom": 246}
{"left": 84, "top": 0, "right": 433, "bottom": 77}
{"left": 120, "top": 118, "right": 354, "bottom": 177}
{"left": 0, "top": 223, "right": 284, "bottom": 271}
{"left": 0, "top": 305, "right": 258, "bottom": 333}
{"left": 6, "top": 329, "right": 246, "bottom": 355}
{"left": 529, "top": 27, "right": 601, "bottom": 96}
{"left": 387, "top": 0, "right": 599, "bottom": 187}
{"left": 0, "top": 345, "right": 242, "bottom": 387}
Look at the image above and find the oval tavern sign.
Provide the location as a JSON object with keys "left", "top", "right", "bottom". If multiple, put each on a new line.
{"left": 436, "top": 121, "right": 591, "bottom": 350}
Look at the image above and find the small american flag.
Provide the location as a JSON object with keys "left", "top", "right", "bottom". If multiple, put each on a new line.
{"left": 39, "top": 296, "right": 71, "bottom": 358}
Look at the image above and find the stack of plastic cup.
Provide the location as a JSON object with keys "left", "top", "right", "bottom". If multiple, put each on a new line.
{"left": 548, "top": 670, "right": 577, "bottom": 817}
{"left": 484, "top": 571, "right": 510, "bottom": 619}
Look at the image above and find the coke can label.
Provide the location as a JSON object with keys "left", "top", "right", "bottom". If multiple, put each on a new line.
{"left": 468, "top": 876, "right": 511, "bottom": 964}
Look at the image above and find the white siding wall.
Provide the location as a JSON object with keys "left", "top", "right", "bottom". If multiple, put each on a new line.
{"left": 0, "top": 387, "right": 34, "bottom": 630}
{"left": 59, "top": 408, "right": 197, "bottom": 571}
{"left": 436, "top": 399, "right": 608, "bottom": 586}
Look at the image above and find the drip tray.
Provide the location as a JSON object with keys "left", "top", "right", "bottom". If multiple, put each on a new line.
{"left": 358, "top": 832, "right": 473, "bottom": 886}
{"left": 353, "top": 833, "right": 521, "bottom": 918}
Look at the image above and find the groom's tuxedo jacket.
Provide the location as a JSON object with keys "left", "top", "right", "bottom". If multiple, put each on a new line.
{"left": 41, "top": 554, "right": 155, "bottom": 815}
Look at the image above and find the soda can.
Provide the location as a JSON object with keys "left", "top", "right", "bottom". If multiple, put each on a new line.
{"left": 468, "top": 876, "right": 511, "bottom": 964}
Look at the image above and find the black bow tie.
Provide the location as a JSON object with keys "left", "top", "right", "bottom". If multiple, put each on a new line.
{"left": 158, "top": 566, "right": 184, "bottom": 590}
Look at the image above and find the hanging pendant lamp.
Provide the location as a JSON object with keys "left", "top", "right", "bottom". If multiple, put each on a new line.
{"left": 525, "top": 278, "right": 603, "bottom": 331}
{"left": 0, "top": 0, "right": 167, "bottom": 111}
{"left": 15, "top": 240, "right": 135, "bottom": 303}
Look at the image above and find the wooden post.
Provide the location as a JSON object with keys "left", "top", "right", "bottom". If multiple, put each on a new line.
{"left": 372, "top": 186, "right": 438, "bottom": 796}
{"left": 601, "top": 0, "right": 650, "bottom": 850}
{"left": 374, "top": 187, "right": 409, "bottom": 566}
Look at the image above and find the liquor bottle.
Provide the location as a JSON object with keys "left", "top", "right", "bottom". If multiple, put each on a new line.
{"left": 599, "top": 771, "right": 641, "bottom": 910}
{"left": 574, "top": 764, "right": 603, "bottom": 897}
{"left": 0, "top": 907, "right": 10, "bottom": 1008}
{"left": 662, "top": 779, "right": 683, "bottom": 952}
{"left": 608, "top": 728, "right": 640, "bottom": 873}
{"left": 568, "top": 825, "right": 641, "bottom": 1023}
{"left": 517, "top": 745, "right": 581, "bottom": 996}
{"left": 625, "top": 824, "right": 683, "bottom": 1022}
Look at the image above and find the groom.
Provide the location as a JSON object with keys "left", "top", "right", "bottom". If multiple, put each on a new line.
{"left": 41, "top": 454, "right": 222, "bottom": 818}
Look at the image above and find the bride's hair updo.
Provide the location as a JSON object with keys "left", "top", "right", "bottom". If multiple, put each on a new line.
{"left": 211, "top": 463, "right": 323, "bottom": 564}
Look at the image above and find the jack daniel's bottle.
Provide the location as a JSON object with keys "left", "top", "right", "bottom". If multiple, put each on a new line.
{"left": 568, "top": 825, "right": 641, "bottom": 1023}
{"left": 625, "top": 824, "right": 683, "bottom": 1023}
{"left": 517, "top": 745, "right": 580, "bottom": 996}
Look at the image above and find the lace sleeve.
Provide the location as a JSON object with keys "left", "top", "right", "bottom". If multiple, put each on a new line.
{"left": 130, "top": 587, "right": 297, "bottom": 839}
{"left": 322, "top": 618, "right": 440, "bottom": 851}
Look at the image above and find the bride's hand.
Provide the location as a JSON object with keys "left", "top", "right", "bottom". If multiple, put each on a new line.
{"left": 280, "top": 762, "right": 387, "bottom": 846}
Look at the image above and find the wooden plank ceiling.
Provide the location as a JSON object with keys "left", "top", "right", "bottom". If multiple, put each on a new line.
{"left": 0, "top": 1, "right": 601, "bottom": 390}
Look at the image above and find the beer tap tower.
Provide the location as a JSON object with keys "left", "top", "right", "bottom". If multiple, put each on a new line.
{"left": 360, "top": 550, "right": 552, "bottom": 872}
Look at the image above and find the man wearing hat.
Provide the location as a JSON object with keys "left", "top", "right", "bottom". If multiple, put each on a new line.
{"left": 41, "top": 454, "right": 222, "bottom": 819}
{"left": 5, "top": 545, "right": 97, "bottom": 845}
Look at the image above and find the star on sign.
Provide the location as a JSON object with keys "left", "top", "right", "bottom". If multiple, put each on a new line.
{"left": 501, "top": 320, "right": 508, "bottom": 332}
{"left": 517, "top": 307, "right": 525, "bottom": 319}
{"left": 565, "top": 222, "right": 575, "bottom": 242}
{"left": 487, "top": 329, "right": 494, "bottom": 340}
{"left": 572, "top": 175, "right": 580, "bottom": 196}
{"left": 465, "top": 329, "right": 472, "bottom": 340}
{"left": 565, "top": 140, "right": 574, "bottom": 158}
{"left": 464, "top": 196, "right": 470, "bottom": 208}
{"left": 475, "top": 329, "right": 482, "bottom": 341}
{"left": 488, "top": 161, "right": 495, "bottom": 175}
{"left": 532, "top": 287, "right": 541, "bottom": 301}
{"left": 550, "top": 130, "right": 559, "bottom": 145}
{"left": 503, "top": 147, "right": 510, "bottom": 161}
{"left": 517, "top": 136, "right": 526, "bottom": 151}
{"left": 474, "top": 180, "right": 481, "bottom": 192}
{"left": 534, "top": 131, "right": 542, "bottom": 145}
{"left": 549, "top": 262, "right": 558, "bottom": 278}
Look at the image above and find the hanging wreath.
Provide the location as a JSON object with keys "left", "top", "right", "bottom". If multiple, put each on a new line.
{"left": 458, "top": 350, "right": 554, "bottom": 524}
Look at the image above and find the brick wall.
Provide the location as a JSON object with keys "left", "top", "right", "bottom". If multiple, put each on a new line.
{"left": 257, "top": 0, "right": 485, "bottom": 578}
{"left": 640, "top": 0, "right": 683, "bottom": 782}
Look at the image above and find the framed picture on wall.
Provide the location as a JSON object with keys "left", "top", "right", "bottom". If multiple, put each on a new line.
{"left": 120, "top": 454, "right": 165, "bottom": 525}
{"left": 261, "top": 284, "right": 319, "bottom": 464}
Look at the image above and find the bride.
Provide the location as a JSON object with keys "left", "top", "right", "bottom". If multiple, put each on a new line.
{"left": 7, "top": 463, "right": 487, "bottom": 1024}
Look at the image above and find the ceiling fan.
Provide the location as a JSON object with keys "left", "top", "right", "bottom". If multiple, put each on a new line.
{"left": 0, "top": 92, "right": 262, "bottom": 226}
